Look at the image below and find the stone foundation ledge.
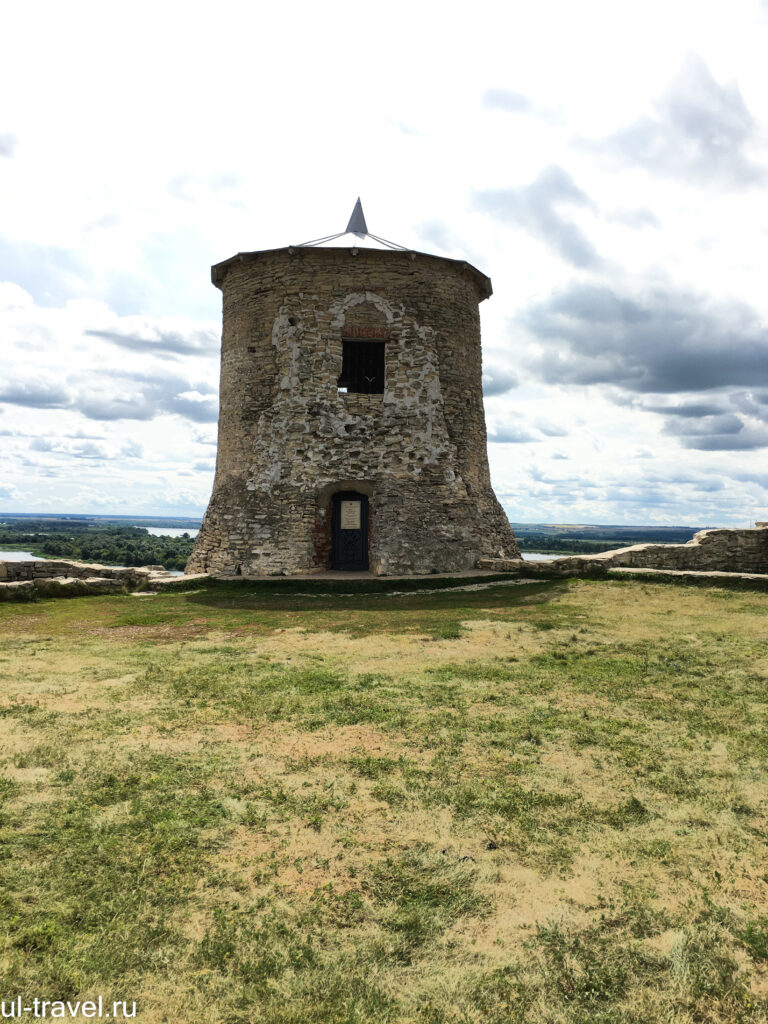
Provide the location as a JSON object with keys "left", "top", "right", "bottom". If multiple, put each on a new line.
{"left": 608, "top": 567, "right": 768, "bottom": 586}
{"left": 146, "top": 572, "right": 210, "bottom": 591}
{"left": 476, "top": 557, "right": 607, "bottom": 576}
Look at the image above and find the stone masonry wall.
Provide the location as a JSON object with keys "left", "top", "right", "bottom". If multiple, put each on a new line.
{"left": 188, "top": 246, "right": 519, "bottom": 576}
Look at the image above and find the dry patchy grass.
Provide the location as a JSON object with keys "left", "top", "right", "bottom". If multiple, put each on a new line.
{"left": 0, "top": 579, "right": 767, "bottom": 1022}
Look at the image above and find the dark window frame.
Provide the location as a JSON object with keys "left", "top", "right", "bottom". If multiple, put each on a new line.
{"left": 338, "top": 340, "right": 385, "bottom": 394}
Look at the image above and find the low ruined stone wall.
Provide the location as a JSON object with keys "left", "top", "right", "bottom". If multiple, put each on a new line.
{"left": 592, "top": 528, "right": 768, "bottom": 574}
{"left": 479, "top": 526, "right": 768, "bottom": 576}
{"left": 0, "top": 560, "right": 195, "bottom": 600}
{"left": 0, "top": 560, "right": 156, "bottom": 584}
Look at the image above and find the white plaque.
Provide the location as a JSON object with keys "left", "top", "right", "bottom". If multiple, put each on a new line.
{"left": 340, "top": 501, "right": 361, "bottom": 530}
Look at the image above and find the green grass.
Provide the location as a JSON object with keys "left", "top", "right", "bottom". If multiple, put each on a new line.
{"left": 0, "top": 579, "right": 767, "bottom": 1021}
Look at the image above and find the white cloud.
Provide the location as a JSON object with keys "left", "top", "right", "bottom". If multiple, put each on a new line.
{"left": 1, "top": 0, "right": 768, "bottom": 522}
{"left": 580, "top": 54, "right": 767, "bottom": 188}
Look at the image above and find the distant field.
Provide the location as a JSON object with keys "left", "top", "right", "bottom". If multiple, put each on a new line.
{"left": 511, "top": 522, "right": 703, "bottom": 555}
{"left": 1, "top": 579, "right": 767, "bottom": 1022}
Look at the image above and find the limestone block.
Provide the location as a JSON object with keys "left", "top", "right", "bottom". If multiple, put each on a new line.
{"left": 477, "top": 558, "right": 524, "bottom": 571}
{"left": 148, "top": 572, "right": 209, "bottom": 591}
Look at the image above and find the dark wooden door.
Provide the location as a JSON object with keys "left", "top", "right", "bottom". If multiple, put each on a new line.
{"left": 331, "top": 492, "right": 369, "bottom": 570}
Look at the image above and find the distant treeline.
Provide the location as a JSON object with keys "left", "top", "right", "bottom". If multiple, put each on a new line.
{"left": 1, "top": 513, "right": 201, "bottom": 529}
{"left": 0, "top": 517, "right": 704, "bottom": 566}
{"left": 516, "top": 537, "right": 639, "bottom": 554}
{"left": 515, "top": 526, "right": 699, "bottom": 554}
{"left": 0, "top": 521, "right": 194, "bottom": 571}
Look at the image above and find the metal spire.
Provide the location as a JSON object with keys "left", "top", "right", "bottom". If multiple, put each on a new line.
{"left": 296, "top": 199, "right": 408, "bottom": 250}
{"left": 345, "top": 197, "right": 368, "bottom": 236}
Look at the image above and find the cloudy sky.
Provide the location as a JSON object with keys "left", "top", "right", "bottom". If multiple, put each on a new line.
{"left": 2, "top": 0, "right": 768, "bottom": 525}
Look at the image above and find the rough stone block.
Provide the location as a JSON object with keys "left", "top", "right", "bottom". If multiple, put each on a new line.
{"left": 32, "top": 576, "right": 127, "bottom": 597}
{"left": 0, "top": 580, "right": 36, "bottom": 601}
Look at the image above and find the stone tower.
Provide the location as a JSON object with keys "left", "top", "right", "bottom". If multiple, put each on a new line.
{"left": 187, "top": 202, "right": 519, "bottom": 576}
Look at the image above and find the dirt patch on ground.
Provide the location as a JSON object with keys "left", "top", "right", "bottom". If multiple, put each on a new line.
{"left": 260, "top": 722, "right": 395, "bottom": 760}
{"left": 450, "top": 856, "right": 604, "bottom": 959}
{"left": 129, "top": 720, "right": 259, "bottom": 754}
{"left": 0, "top": 718, "right": 41, "bottom": 757}
{"left": 87, "top": 621, "right": 213, "bottom": 642}
{"left": 4, "top": 765, "right": 51, "bottom": 784}
{"left": 227, "top": 620, "right": 552, "bottom": 678}
{"left": 458, "top": 844, "right": 692, "bottom": 965}
{"left": 221, "top": 820, "right": 371, "bottom": 898}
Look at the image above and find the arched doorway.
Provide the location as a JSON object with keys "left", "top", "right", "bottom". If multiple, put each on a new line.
{"left": 331, "top": 491, "right": 369, "bottom": 570}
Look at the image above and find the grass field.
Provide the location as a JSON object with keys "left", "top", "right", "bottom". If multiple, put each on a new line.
{"left": 1, "top": 578, "right": 767, "bottom": 1023}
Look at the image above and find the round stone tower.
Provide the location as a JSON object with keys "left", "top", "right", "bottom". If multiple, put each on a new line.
{"left": 187, "top": 203, "right": 519, "bottom": 576}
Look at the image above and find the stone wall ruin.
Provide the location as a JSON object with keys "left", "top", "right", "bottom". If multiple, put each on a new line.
{"left": 479, "top": 525, "right": 768, "bottom": 576}
{"left": 0, "top": 559, "right": 190, "bottom": 599}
